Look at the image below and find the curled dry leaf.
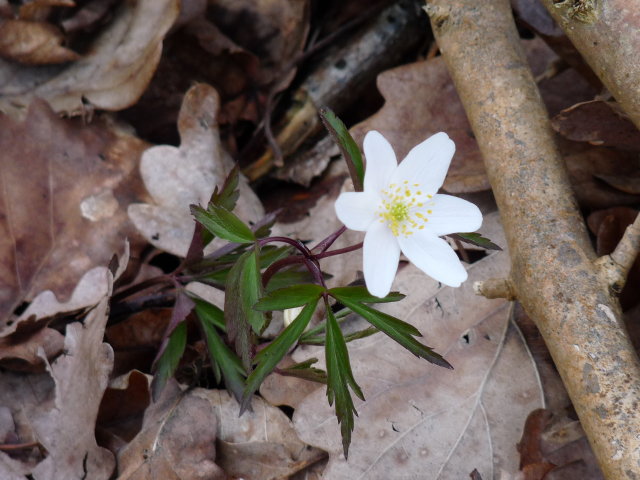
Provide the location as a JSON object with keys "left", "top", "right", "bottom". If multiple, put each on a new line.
{"left": 0, "top": 98, "right": 147, "bottom": 327}
{"left": 0, "top": 0, "right": 180, "bottom": 117}
{"left": 117, "top": 382, "right": 322, "bottom": 480}
{"left": 0, "top": 19, "right": 79, "bottom": 65}
{"left": 29, "top": 294, "right": 115, "bottom": 480}
{"left": 551, "top": 100, "right": 640, "bottom": 152}
{"left": 123, "top": 0, "right": 309, "bottom": 137}
{"left": 128, "top": 83, "right": 264, "bottom": 257}
{"left": 292, "top": 213, "right": 546, "bottom": 478}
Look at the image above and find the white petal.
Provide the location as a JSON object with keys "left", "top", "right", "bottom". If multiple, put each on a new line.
{"left": 419, "top": 194, "right": 483, "bottom": 236}
{"left": 363, "top": 131, "right": 398, "bottom": 194}
{"left": 391, "top": 132, "right": 455, "bottom": 194}
{"left": 363, "top": 221, "right": 401, "bottom": 297}
{"left": 398, "top": 232, "right": 467, "bottom": 287}
{"left": 335, "top": 191, "right": 379, "bottom": 231}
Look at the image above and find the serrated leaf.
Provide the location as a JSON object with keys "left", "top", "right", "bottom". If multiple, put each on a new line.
{"left": 332, "top": 293, "right": 452, "bottom": 369}
{"left": 325, "top": 304, "right": 364, "bottom": 458}
{"left": 196, "top": 300, "right": 246, "bottom": 401}
{"left": 301, "top": 326, "right": 379, "bottom": 346}
{"left": 450, "top": 232, "right": 502, "bottom": 251}
{"left": 278, "top": 358, "right": 327, "bottom": 384}
{"left": 151, "top": 321, "right": 186, "bottom": 400}
{"left": 319, "top": 107, "right": 364, "bottom": 192}
{"left": 329, "top": 286, "right": 405, "bottom": 304}
{"left": 191, "top": 204, "right": 256, "bottom": 244}
{"left": 224, "top": 247, "right": 265, "bottom": 369}
{"left": 254, "top": 284, "right": 326, "bottom": 311}
{"left": 242, "top": 299, "right": 319, "bottom": 411}
{"left": 211, "top": 165, "right": 240, "bottom": 211}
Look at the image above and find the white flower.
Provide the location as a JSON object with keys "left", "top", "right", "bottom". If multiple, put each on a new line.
{"left": 335, "top": 131, "right": 483, "bottom": 297}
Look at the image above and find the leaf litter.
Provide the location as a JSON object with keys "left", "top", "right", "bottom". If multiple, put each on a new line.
{"left": 0, "top": 1, "right": 635, "bottom": 478}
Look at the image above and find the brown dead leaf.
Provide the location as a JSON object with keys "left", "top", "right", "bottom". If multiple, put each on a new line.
{"left": 0, "top": 0, "right": 179, "bottom": 117}
{"left": 0, "top": 19, "right": 79, "bottom": 64}
{"left": 292, "top": 213, "right": 546, "bottom": 478}
{"left": 30, "top": 294, "right": 115, "bottom": 480}
{"left": 122, "top": 0, "right": 309, "bottom": 138}
{"left": 552, "top": 100, "right": 640, "bottom": 152}
{"left": 128, "top": 83, "right": 264, "bottom": 257}
{"left": 562, "top": 143, "right": 640, "bottom": 209}
{"left": 0, "top": 99, "right": 147, "bottom": 326}
{"left": 97, "top": 370, "right": 152, "bottom": 455}
{"left": 351, "top": 38, "right": 597, "bottom": 194}
{"left": 116, "top": 382, "right": 224, "bottom": 480}
{"left": 117, "top": 382, "right": 322, "bottom": 480}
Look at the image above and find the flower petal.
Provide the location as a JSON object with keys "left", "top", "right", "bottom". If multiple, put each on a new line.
{"left": 335, "top": 191, "right": 379, "bottom": 231}
{"left": 398, "top": 232, "right": 467, "bottom": 287}
{"left": 363, "top": 221, "right": 401, "bottom": 297}
{"left": 418, "top": 194, "right": 483, "bottom": 236}
{"left": 363, "top": 131, "right": 397, "bottom": 194}
{"left": 391, "top": 132, "right": 455, "bottom": 194}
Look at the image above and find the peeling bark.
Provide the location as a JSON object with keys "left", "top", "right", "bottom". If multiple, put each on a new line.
{"left": 424, "top": 1, "right": 640, "bottom": 477}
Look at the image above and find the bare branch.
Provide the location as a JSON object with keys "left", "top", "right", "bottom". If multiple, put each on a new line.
{"left": 425, "top": 1, "right": 640, "bottom": 477}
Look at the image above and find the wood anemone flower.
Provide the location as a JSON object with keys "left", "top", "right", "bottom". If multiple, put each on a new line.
{"left": 335, "top": 131, "right": 483, "bottom": 297}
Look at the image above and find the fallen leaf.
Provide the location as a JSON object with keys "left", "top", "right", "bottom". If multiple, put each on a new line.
{"left": 96, "top": 370, "right": 152, "bottom": 455}
{"left": 0, "top": 100, "right": 146, "bottom": 326}
{"left": 562, "top": 143, "right": 640, "bottom": 209}
{"left": 0, "top": 0, "right": 180, "bottom": 117}
{"left": 551, "top": 101, "right": 640, "bottom": 152}
{"left": 350, "top": 38, "right": 597, "bottom": 194}
{"left": 0, "top": 19, "right": 79, "bottom": 64}
{"left": 128, "top": 83, "right": 264, "bottom": 257}
{"left": 115, "top": 380, "right": 224, "bottom": 480}
{"left": 121, "top": 0, "right": 309, "bottom": 138}
{"left": 117, "top": 381, "right": 323, "bottom": 480}
{"left": 31, "top": 293, "right": 115, "bottom": 480}
{"left": 292, "top": 213, "right": 545, "bottom": 478}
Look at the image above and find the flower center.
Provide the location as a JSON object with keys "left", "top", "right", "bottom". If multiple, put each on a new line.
{"left": 378, "top": 181, "right": 433, "bottom": 237}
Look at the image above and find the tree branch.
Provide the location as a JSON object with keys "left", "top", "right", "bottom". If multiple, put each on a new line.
{"left": 538, "top": 0, "right": 640, "bottom": 129}
{"left": 424, "top": 1, "right": 640, "bottom": 477}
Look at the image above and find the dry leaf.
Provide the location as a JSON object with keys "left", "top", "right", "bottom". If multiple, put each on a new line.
{"left": 0, "top": 0, "right": 180, "bottom": 117}
{"left": 31, "top": 294, "right": 115, "bottom": 480}
{"left": 115, "top": 380, "right": 224, "bottom": 480}
{"left": 0, "top": 99, "right": 146, "bottom": 326}
{"left": 551, "top": 100, "right": 640, "bottom": 152}
{"left": 350, "top": 38, "right": 596, "bottom": 194}
{"left": 117, "top": 382, "right": 322, "bottom": 480}
{"left": 292, "top": 213, "right": 545, "bottom": 478}
{"left": 0, "top": 19, "right": 79, "bottom": 64}
{"left": 128, "top": 83, "right": 264, "bottom": 257}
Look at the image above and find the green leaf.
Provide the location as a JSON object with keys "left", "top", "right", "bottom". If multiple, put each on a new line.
{"left": 151, "top": 322, "right": 186, "bottom": 400}
{"left": 242, "top": 299, "right": 319, "bottom": 411}
{"left": 224, "top": 247, "right": 265, "bottom": 369}
{"left": 196, "top": 301, "right": 246, "bottom": 401}
{"left": 191, "top": 297, "right": 225, "bottom": 331}
{"left": 331, "top": 292, "right": 452, "bottom": 369}
{"left": 325, "top": 303, "right": 364, "bottom": 458}
{"left": 319, "top": 107, "right": 364, "bottom": 192}
{"left": 254, "top": 284, "right": 326, "bottom": 311}
{"left": 191, "top": 204, "right": 256, "bottom": 244}
{"left": 301, "top": 326, "right": 379, "bottom": 346}
{"left": 211, "top": 165, "right": 240, "bottom": 211}
{"left": 329, "top": 286, "right": 405, "bottom": 304}
{"left": 265, "top": 268, "right": 326, "bottom": 292}
{"left": 278, "top": 358, "right": 327, "bottom": 384}
{"left": 449, "top": 232, "right": 502, "bottom": 251}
